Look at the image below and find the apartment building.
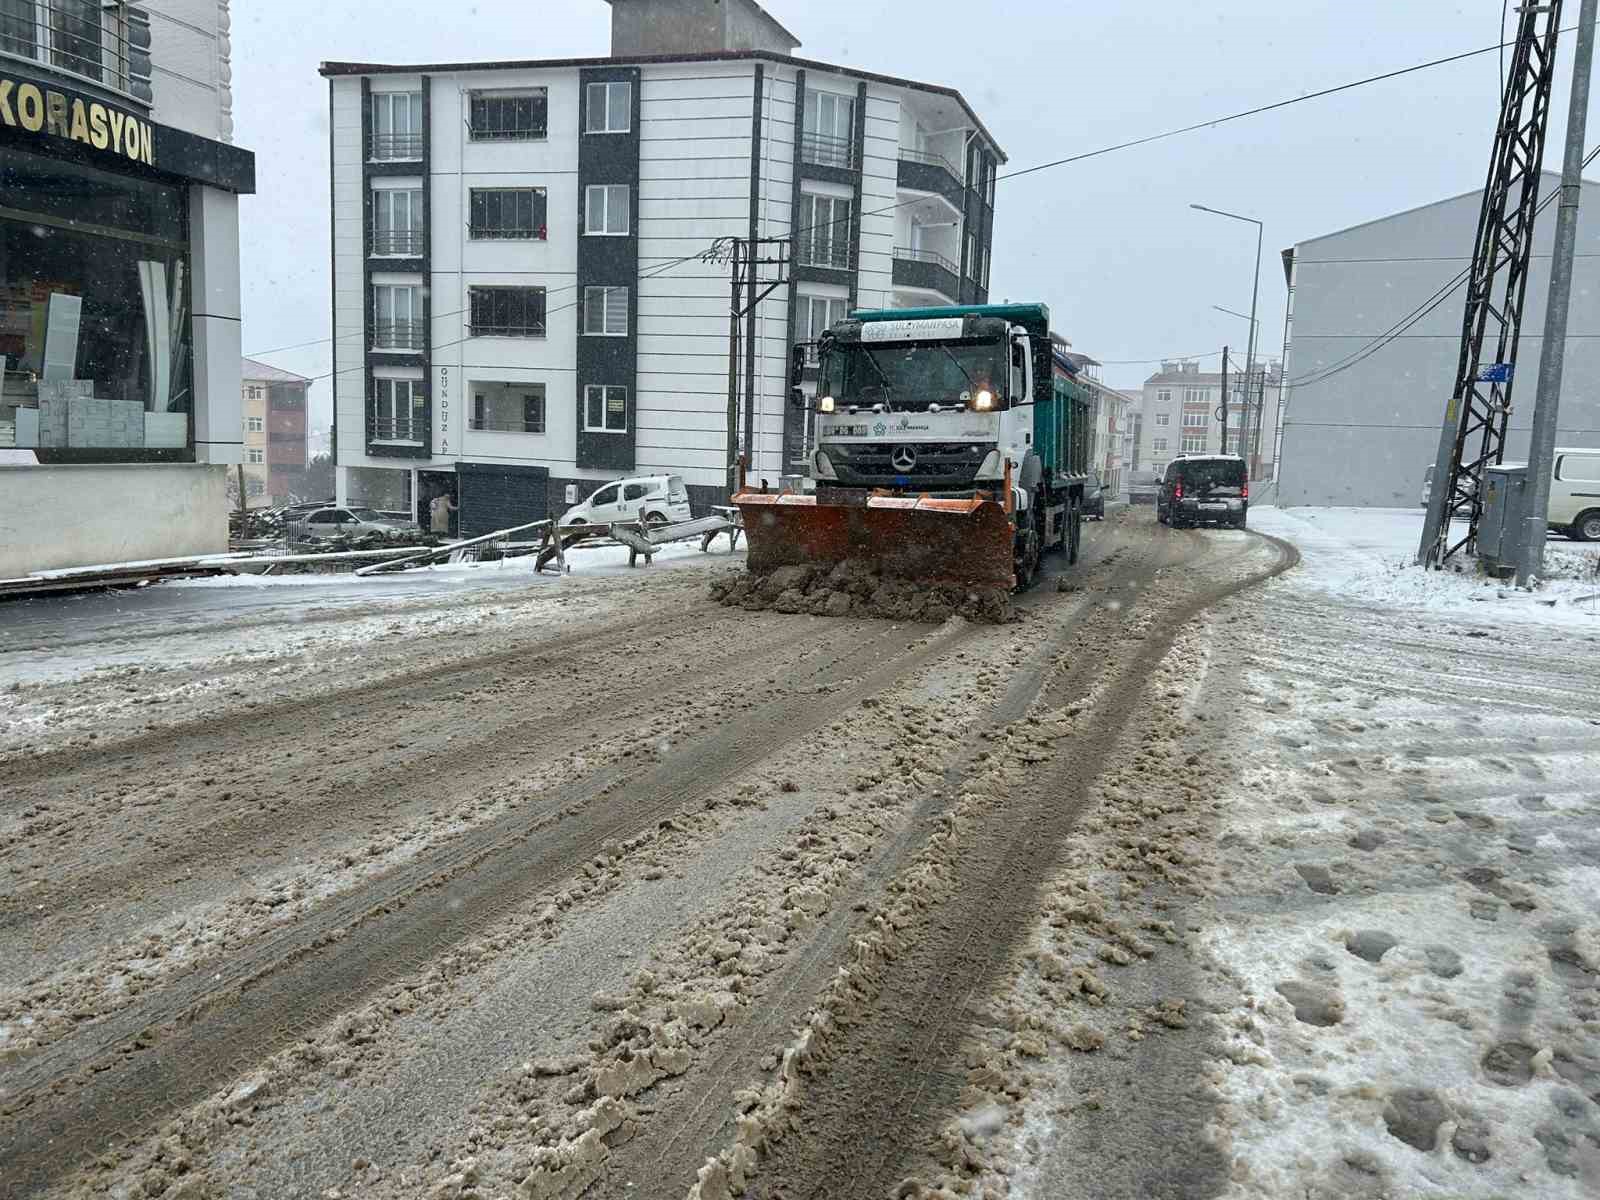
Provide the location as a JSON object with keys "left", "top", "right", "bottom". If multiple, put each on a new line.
{"left": 322, "top": 0, "right": 1002, "bottom": 533}
{"left": 239, "top": 357, "right": 309, "bottom": 504}
{"left": 1133, "top": 359, "right": 1280, "bottom": 484}
{"left": 0, "top": 0, "right": 253, "bottom": 576}
{"left": 1055, "top": 343, "right": 1127, "bottom": 500}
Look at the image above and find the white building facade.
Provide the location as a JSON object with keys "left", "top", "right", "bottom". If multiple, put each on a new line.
{"left": 1278, "top": 175, "right": 1600, "bottom": 507}
{"left": 0, "top": 0, "right": 252, "bottom": 576}
{"left": 322, "top": 0, "right": 1002, "bottom": 531}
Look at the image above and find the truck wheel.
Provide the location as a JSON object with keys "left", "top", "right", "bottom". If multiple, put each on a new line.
{"left": 1574, "top": 509, "right": 1600, "bottom": 542}
{"left": 1014, "top": 505, "right": 1043, "bottom": 592}
{"left": 1068, "top": 502, "right": 1081, "bottom": 565}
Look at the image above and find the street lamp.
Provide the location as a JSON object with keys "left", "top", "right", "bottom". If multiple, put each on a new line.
{"left": 1190, "top": 203, "right": 1263, "bottom": 395}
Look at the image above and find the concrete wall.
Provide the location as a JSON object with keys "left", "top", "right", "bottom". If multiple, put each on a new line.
{"left": 1279, "top": 176, "right": 1600, "bottom": 507}
{"left": 0, "top": 463, "right": 228, "bottom": 576}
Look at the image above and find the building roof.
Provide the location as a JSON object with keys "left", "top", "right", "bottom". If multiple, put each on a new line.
{"left": 604, "top": 0, "right": 801, "bottom": 51}
{"left": 1144, "top": 363, "right": 1282, "bottom": 388}
{"left": 319, "top": 49, "right": 1006, "bottom": 161}
{"left": 242, "top": 357, "right": 311, "bottom": 384}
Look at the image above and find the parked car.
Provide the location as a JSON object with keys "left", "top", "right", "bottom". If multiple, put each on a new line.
{"left": 300, "top": 506, "right": 414, "bottom": 540}
{"left": 1083, "top": 474, "right": 1106, "bottom": 520}
{"left": 1550, "top": 446, "right": 1600, "bottom": 540}
{"left": 562, "top": 475, "right": 693, "bottom": 528}
{"left": 1156, "top": 454, "right": 1248, "bottom": 529}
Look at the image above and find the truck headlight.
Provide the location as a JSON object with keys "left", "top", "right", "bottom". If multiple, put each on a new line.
{"left": 973, "top": 389, "right": 994, "bottom": 411}
{"left": 818, "top": 395, "right": 835, "bottom": 413}
{"left": 813, "top": 450, "right": 837, "bottom": 480}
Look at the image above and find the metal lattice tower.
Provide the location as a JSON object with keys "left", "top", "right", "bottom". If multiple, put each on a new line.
{"left": 1419, "top": 1, "right": 1564, "bottom": 566}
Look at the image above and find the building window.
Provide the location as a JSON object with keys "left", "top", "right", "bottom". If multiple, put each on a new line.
{"left": 798, "top": 293, "right": 848, "bottom": 364}
{"left": 371, "top": 91, "right": 423, "bottom": 160}
{"left": 0, "top": 0, "right": 136, "bottom": 91}
{"left": 1182, "top": 435, "right": 1207, "bottom": 452}
{"left": 370, "top": 377, "right": 424, "bottom": 443}
{"left": 246, "top": 416, "right": 264, "bottom": 433}
{"left": 1154, "top": 412, "right": 1169, "bottom": 426}
{"left": 246, "top": 447, "right": 264, "bottom": 464}
{"left": 981, "top": 244, "right": 991, "bottom": 289}
{"left": 245, "top": 385, "right": 264, "bottom": 400}
{"left": 470, "top": 382, "right": 546, "bottom": 434}
{"left": 372, "top": 188, "right": 423, "bottom": 256}
{"left": 468, "top": 285, "right": 546, "bottom": 338}
{"left": 374, "top": 284, "right": 424, "bottom": 350}
{"left": 1183, "top": 387, "right": 1208, "bottom": 405}
{"left": 1156, "top": 389, "right": 1172, "bottom": 404}
{"left": 584, "top": 384, "right": 627, "bottom": 433}
{"left": 1181, "top": 410, "right": 1208, "bottom": 429}
{"left": 797, "top": 194, "right": 851, "bottom": 269}
{"left": 585, "top": 81, "right": 631, "bottom": 133}
{"left": 963, "top": 232, "right": 978, "bottom": 280}
{"left": 469, "top": 89, "right": 548, "bottom": 140}
{"left": 985, "top": 156, "right": 997, "bottom": 205}
{"left": 582, "top": 286, "right": 628, "bottom": 336}
{"left": 1152, "top": 437, "right": 1168, "bottom": 452}
{"left": 802, "top": 89, "right": 854, "bottom": 168}
{"left": 469, "top": 188, "right": 547, "bottom": 240}
{"left": 584, "top": 184, "right": 629, "bottom": 236}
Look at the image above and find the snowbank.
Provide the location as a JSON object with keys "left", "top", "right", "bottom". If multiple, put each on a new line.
{"left": 1253, "top": 506, "right": 1600, "bottom": 625}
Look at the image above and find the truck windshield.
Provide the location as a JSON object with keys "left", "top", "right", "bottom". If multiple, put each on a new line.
{"left": 818, "top": 339, "right": 1007, "bottom": 412}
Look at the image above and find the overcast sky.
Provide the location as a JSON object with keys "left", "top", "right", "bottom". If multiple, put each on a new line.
{"left": 230, "top": 0, "right": 1600, "bottom": 430}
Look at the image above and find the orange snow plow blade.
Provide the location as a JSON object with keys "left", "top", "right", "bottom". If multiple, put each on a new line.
{"left": 734, "top": 490, "right": 1016, "bottom": 591}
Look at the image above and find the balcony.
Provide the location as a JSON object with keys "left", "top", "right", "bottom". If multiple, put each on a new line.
{"left": 795, "top": 237, "right": 853, "bottom": 272}
{"left": 369, "top": 132, "right": 423, "bottom": 161}
{"left": 892, "top": 247, "right": 960, "bottom": 302}
{"left": 0, "top": 1, "right": 147, "bottom": 98}
{"left": 368, "top": 415, "right": 425, "bottom": 445}
{"left": 800, "top": 131, "right": 854, "bottom": 170}
{"left": 896, "top": 149, "right": 964, "bottom": 207}
{"left": 374, "top": 320, "right": 425, "bottom": 352}
{"left": 371, "top": 229, "right": 424, "bottom": 257}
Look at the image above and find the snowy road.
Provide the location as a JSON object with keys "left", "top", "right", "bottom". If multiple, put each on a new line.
{"left": 1, "top": 508, "right": 1594, "bottom": 1199}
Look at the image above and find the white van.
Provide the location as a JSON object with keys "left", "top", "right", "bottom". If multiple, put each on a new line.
{"left": 1551, "top": 447, "right": 1600, "bottom": 541}
{"left": 561, "top": 475, "right": 693, "bottom": 528}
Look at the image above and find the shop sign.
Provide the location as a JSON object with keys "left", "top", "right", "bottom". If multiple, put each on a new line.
{"left": 0, "top": 71, "right": 155, "bottom": 167}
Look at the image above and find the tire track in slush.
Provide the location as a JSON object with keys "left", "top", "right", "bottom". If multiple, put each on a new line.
{"left": 0, "top": 616, "right": 982, "bottom": 1199}
{"left": 603, "top": 525, "right": 1205, "bottom": 1192}
{"left": 0, "top": 615, "right": 829, "bottom": 965}
{"left": 741, "top": 533, "right": 1299, "bottom": 1200}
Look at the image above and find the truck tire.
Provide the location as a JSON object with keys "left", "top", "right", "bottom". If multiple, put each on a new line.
{"left": 1573, "top": 509, "right": 1600, "bottom": 542}
{"left": 1014, "top": 501, "right": 1044, "bottom": 592}
{"left": 1068, "top": 500, "right": 1081, "bottom": 565}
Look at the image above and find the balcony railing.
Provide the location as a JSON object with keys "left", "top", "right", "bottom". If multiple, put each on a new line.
{"left": 468, "top": 416, "right": 545, "bottom": 434}
{"left": 800, "top": 131, "right": 854, "bottom": 170}
{"left": 368, "top": 416, "right": 425, "bottom": 444}
{"left": 894, "top": 246, "right": 959, "bottom": 274}
{"left": 898, "top": 147, "right": 960, "bottom": 177}
{"left": 374, "top": 320, "right": 426, "bottom": 351}
{"left": 369, "top": 132, "right": 424, "bottom": 161}
{"left": 796, "top": 238, "right": 853, "bottom": 271}
{"left": 891, "top": 247, "right": 959, "bottom": 302}
{"left": 1, "top": 1, "right": 139, "bottom": 94}
{"left": 371, "top": 229, "right": 424, "bottom": 256}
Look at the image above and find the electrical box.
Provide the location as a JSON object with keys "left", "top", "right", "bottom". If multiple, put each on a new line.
{"left": 1477, "top": 463, "right": 1528, "bottom": 576}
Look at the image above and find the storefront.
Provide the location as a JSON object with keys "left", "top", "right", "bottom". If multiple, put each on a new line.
{"left": 0, "top": 62, "right": 255, "bottom": 576}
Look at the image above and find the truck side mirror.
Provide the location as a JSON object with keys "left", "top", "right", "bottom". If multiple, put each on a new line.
{"left": 790, "top": 386, "right": 807, "bottom": 410}
{"left": 791, "top": 344, "right": 808, "bottom": 386}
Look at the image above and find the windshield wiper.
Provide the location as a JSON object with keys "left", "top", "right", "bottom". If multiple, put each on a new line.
{"left": 858, "top": 347, "right": 899, "bottom": 409}
{"left": 938, "top": 344, "right": 979, "bottom": 397}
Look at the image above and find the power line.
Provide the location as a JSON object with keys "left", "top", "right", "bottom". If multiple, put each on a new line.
{"left": 1285, "top": 142, "right": 1600, "bottom": 389}
{"left": 247, "top": 28, "right": 1552, "bottom": 364}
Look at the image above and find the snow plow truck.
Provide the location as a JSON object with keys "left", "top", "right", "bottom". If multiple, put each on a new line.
{"left": 735, "top": 303, "right": 1092, "bottom": 592}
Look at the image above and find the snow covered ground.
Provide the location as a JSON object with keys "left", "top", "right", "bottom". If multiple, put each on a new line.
{"left": 1253, "top": 506, "right": 1600, "bottom": 626}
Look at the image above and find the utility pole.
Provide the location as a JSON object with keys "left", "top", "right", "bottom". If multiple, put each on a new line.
{"left": 705, "top": 236, "right": 790, "bottom": 499}
{"left": 1219, "top": 346, "right": 1229, "bottom": 453}
{"left": 1517, "top": 0, "right": 1596, "bottom": 585}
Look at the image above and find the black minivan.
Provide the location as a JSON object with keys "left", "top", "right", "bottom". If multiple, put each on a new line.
{"left": 1156, "top": 455, "right": 1248, "bottom": 529}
